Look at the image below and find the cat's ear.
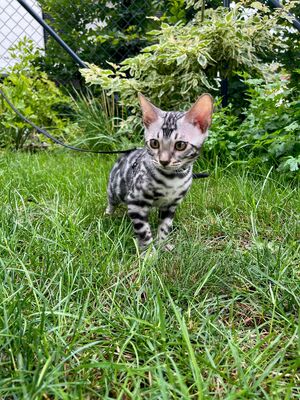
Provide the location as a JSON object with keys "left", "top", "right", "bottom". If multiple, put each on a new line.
{"left": 184, "top": 94, "right": 213, "bottom": 133}
{"left": 138, "top": 93, "right": 161, "bottom": 127}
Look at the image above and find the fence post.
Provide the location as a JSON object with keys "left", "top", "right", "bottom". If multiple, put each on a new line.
{"left": 221, "top": 0, "right": 230, "bottom": 107}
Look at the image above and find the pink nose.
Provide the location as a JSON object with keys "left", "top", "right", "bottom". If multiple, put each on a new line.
{"left": 160, "top": 160, "right": 170, "bottom": 166}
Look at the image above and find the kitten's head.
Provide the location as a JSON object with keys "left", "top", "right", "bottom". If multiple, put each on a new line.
{"left": 138, "top": 93, "right": 213, "bottom": 170}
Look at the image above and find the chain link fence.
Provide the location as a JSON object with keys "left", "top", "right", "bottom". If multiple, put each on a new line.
{"left": 0, "top": 0, "right": 45, "bottom": 70}
{"left": 0, "top": 0, "right": 165, "bottom": 81}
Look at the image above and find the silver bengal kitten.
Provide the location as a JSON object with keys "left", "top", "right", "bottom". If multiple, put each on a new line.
{"left": 106, "top": 93, "right": 213, "bottom": 250}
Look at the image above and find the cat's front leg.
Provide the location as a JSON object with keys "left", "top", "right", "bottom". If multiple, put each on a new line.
{"left": 158, "top": 205, "right": 177, "bottom": 250}
{"left": 127, "top": 204, "right": 153, "bottom": 250}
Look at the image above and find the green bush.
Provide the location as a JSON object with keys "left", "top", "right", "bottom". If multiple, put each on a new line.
{"left": 37, "top": 0, "right": 203, "bottom": 83}
{"left": 37, "top": 0, "right": 163, "bottom": 83}
{"left": 69, "top": 90, "right": 129, "bottom": 151}
{"left": 239, "top": 71, "right": 300, "bottom": 173}
{"left": 206, "top": 70, "right": 300, "bottom": 173}
{"left": 80, "top": 4, "right": 299, "bottom": 173}
{"left": 0, "top": 39, "right": 75, "bottom": 150}
{"left": 0, "top": 39, "right": 132, "bottom": 152}
{"left": 81, "top": 3, "right": 287, "bottom": 113}
{"left": 260, "top": 0, "right": 300, "bottom": 92}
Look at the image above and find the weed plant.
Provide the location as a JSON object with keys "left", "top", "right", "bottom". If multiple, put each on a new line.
{"left": 70, "top": 90, "right": 128, "bottom": 152}
{"left": 0, "top": 152, "right": 299, "bottom": 398}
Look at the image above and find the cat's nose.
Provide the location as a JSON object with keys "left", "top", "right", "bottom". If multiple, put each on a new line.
{"left": 159, "top": 160, "right": 170, "bottom": 166}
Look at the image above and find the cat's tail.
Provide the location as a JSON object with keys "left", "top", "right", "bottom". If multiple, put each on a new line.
{"left": 192, "top": 172, "right": 210, "bottom": 179}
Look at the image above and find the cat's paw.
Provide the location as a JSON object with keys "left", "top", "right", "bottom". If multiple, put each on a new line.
{"left": 105, "top": 205, "right": 114, "bottom": 215}
{"left": 164, "top": 243, "right": 175, "bottom": 252}
{"left": 140, "top": 245, "right": 157, "bottom": 260}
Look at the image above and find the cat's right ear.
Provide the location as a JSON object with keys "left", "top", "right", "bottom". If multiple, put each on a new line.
{"left": 138, "top": 93, "right": 160, "bottom": 127}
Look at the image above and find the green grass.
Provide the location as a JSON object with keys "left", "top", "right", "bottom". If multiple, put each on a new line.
{"left": 0, "top": 151, "right": 299, "bottom": 399}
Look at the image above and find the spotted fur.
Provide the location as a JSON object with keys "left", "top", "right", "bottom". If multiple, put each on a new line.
{"left": 106, "top": 93, "right": 213, "bottom": 250}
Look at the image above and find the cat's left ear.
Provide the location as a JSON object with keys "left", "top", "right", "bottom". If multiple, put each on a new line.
{"left": 184, "top": 94, "right": 213, "bottom": 133}
{"left": 138, "top": 93, "right": 161, "bottom": 127}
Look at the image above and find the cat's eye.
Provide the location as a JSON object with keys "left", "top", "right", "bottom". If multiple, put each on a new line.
{"left": 175, "top": 141, "right": 187, "bottom": 151}
{"left": 149, "top": 139, "right": 160, "bottom": 149}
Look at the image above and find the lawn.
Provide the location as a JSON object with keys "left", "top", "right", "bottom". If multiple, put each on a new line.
{"left": 0, "top": 152, "right": 299, "bottom": 399}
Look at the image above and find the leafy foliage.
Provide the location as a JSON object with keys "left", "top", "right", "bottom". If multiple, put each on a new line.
{"left": 81, "top": 4, "right": 287, "bottom": 112}
{"left": 0, "top": 40, "right": 131, "bottom": 152}
{"left": 261, "top": 0, "right": 300, "bottom": 90}
{"left": 37, "top": 0, "right": 205, "bottom": 83}
{"left": 80, "top": 4, "right": 299, "bottom": 174}
{"left": 70, "top": 90, "right": 129, "bottom": 151}
{"left": 1, "top": 3, "right": 298, "bottom": 173}
{"left": 0, "top": 39, "right": 74, "bottom": 150}
{"left": 206, "top": 70, "right": 300, "bottom": 173}
{"left": 37, "top": 0, "right": 162, "bottom": 82}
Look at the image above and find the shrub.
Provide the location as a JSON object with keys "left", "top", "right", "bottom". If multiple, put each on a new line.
{"left": 0, "top": 39, "right": 133, "bottom": 152}
{"left": 0, "top": 39, "right": 76, "bottom": 150}
{"left": 206, "top": 70, "right": 300, "bottom": 173}
{"left": 239, "top": 71, "right": 300, "bottom": 173}
{"left": 37, "top": 0, "right": 163, "bottom": 83}
{"left": 69, "top": 90, "right": 128, "bottom": 151}
{"left": 37, "top": 0, "right": 203, "bottom": 83}
{"left": 80, "top": 3, "right": 299, "bottom": 173}
{"left": 81, "top": 3, "right": 287, "bottom": 113}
